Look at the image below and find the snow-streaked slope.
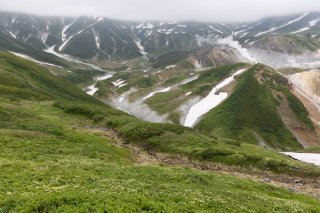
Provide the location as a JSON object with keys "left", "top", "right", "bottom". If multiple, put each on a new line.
{"left": 135, "top": 40, "right": 148, "bottom": 60}
{"left": 61, "top": 19, "right": 77, "bottom": 41}
{"left": 142, "top": 75, "right": 199, "bottom": 101}
{"left": 142, "top": 87, "right": 172, "bottom": 101}
{"left": 86, "top": 73, "right": 113, "bottom": 96}
{"left": 184, "top": 68, "right": 247, "bottom": 127}
{"left": 45, "top": 46, "right": 106, "bottom": 71}
{"left": 9, "top": 51, "right": 62, "bottom": 68}
{"left": 291, "top": 27, "right": 310, "bottom": 34}
{"left": 255, "top": 12, "right": 310, "bottom": 36}
{"left": 59, "top": 18, "right": 103, "bottom": 52}
{"left": 282, "top": 152, "right": 320, "bottom": 166}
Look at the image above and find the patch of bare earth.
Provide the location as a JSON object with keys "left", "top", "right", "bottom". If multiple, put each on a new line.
{"left": 83, "top": 126, "right": 320, "bottom": 200}
{"left": 275, "top": 91, "right": 320, "bottom": 147}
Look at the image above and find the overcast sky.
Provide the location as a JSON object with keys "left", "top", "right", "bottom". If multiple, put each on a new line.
{"left": 1, "top": 0, "right": 320, "bottom": 22}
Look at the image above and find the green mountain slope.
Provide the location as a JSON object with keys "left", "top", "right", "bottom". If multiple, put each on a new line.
{"left": 0, "top": 52, "right": 96, "bottom": 102}
{"left": 0, "top": 53, "right": 320, "bottom": 211}
{"left": 0, "top": 33, "right": 68, "bottom": 67}
{"left": 196, "top": 64, "right": 314, "bottom": 150}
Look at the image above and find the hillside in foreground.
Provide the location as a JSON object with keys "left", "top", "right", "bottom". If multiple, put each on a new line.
{"left": 0, "top": 52, "right": 320, "bottom": 211}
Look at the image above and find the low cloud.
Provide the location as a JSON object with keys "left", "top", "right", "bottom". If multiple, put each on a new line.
{"left": 1, "top": 0, "right": 320, "bottom": 22}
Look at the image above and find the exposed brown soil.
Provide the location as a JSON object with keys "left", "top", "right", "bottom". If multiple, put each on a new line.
{"left": 83, "top": 126, "right": 320, "bottom": 200}
{"left": 275, "top": 91, "right": 320, "bottom": 147}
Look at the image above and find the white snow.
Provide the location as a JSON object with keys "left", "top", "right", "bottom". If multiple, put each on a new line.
{"left": 185, "top": 92, "right": 192, "bottom": 96}
{"left": 136, "top": 22, "right": 154, "bottom": 29}
{"left": 9, "top": 51, "right": 62, "bottom": 68}
{"left": 217, "top": 36, "right": 257, "bottom": 63}
{"left": 165, "top": 65, "right": 176, "bottom": 69}
{"left": 45, "top": 46, "right": 106, "bottom": 71}
{"left": 59, "top": 28, "right": 85, "bottom": 51}
{"left": 59, "top": 18, "right": 103, "bottom": 51}
{"left": 193, "top": 60, "right": 203, "bottom": 70}
{"left": 94, "top": 34, "right": 100, "bottom": 49}
{"left": 135, "top": 40, "right": 148, "bottom": 60}
{"left": 239, "top": 32, "right": 248, "bottom": 38}
{"left": 248, "top": 41, "right": 255, "bottom": 46}
{"left": 112, "top": 79, "right": 126, "bottom": 87}
{"left": 61, "top": 19, "right": 76, "bottom": 41}
{"left": 180, "top": 75, "right": 199, "bottom": 85}
{"left": 119, "top": 96, "right": 124, "bottom": 102}
{"left": 9, "top": 31, "right": 16, "bottom": 39}
{"left": 309, "top": 18, "right": 320, "bottom": 27}
{"left": 209, "top": 26, "right": 223, "bottom": 34}
{"left": 282, "top": 152, "right": 320, "bottom": 166}
{"left": 291, "top": 27, "right": 310, "bottom": 34}
{"left": 184, "top": 68, "right": 247, "bottom": 127}
{"left": 145, "top": 31, "right": 152, "bottom": 38}
{"left": 255, "top": 12, "right": 310, "bottom": 36}
{"left": 86, "top": 73, "right": 113, "bottom": 96}
{"left": 142, "top": 87, "right": 172, "bottom": 101}
{"left": 87, "top": 84, "right": 99, "bottom": 96}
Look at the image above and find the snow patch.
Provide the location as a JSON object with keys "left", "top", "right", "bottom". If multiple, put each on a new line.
{"left": 86, "top": 73, "right": 113, "bottom": 96}
{"left": 309, "top": 18, "right": 320, "bottom": 27}
{"left": 184, "top": 68, "right": 247, "bottom": 127}
{"left": 165, "top": 65, "right": 176, "bottom": 69}
{"left": 142, "top": 87, "right": 172, "bottom": 101}
{"left": 282, "top": 152, "right": 320, "bottom": 166}
{"left": 291, "top": 27, "right": 310, "bottom": 34}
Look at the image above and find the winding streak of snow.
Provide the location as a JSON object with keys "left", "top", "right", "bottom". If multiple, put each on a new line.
{"left": 9, "top": 31, "right": 16, "bottom": 39}
{"left": 255, "top": 12, "right": 310, "bottom": 36}
{"left": 181, "top": 75, "right": 199, "bottom": 85}
{"left": 9, "top": 51, "right": 62, "bottom": 68}
{"left": 184, "top": 68, "right": 247, "bottom": 127}
{"left": 59, "top": 18, "right": 103, "bottom": 51}
{"left": 217, "top": 36, "right": 257, "bottom": 63}
{"left": 142, "top": 87, "right": 172, "bottom": 101}
{"left": 45, "top": 46, "right": 105, "bottom": 71}
{"left": 291, "top": 27, "right": 310, "bottom": 34}
{"left": 209, "top": 26, "right": 223, "bottom": 34}
{"left": 282, "top": 152, "right": 320, "bottom": 166}
{"left": 135, "top": 40, "right": 148, "bottom": 60}
{"left": 61, "top": 19, "right": 77, "bottom": 41}
{"left": 59, "top": 29, "right": 85, "bottom": 51}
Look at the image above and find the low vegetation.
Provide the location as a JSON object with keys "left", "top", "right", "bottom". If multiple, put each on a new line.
{"left": 0, "top": 53, "right": 319, "bottom": 211}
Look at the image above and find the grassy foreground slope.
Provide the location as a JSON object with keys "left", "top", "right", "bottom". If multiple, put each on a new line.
{"left": 196, "top": 64, "right": 313, "bottom": 151}
{"left": 0, "top": 52, "right": 319, "bottom": 211}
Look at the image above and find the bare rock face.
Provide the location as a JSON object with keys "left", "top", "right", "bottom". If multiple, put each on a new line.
{"left": 187, "top": 46, "right": 242, "bottom": 68}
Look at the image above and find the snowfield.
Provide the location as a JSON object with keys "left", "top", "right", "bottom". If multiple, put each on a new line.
{"left": 184, "top": 68, "right": 247, "bottom": 127}
{"left": 282, "top": 152, "right": 320, "bottom": 166}
{"left": 86, "top": 73, "right": 113, "bottom": 96}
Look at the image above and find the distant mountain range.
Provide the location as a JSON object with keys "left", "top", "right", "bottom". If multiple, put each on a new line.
{"left": 0, "top": 11, "right": 320, "bottom": 65}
